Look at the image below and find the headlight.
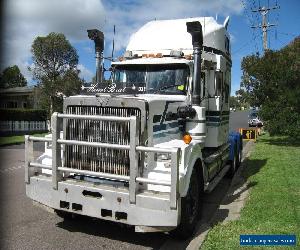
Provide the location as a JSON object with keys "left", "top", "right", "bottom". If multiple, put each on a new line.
{"left": 155, "top": 150, "right": 181, "bottom": 169}
{"left": 156, "top": 153, "right": 171, "bottom": 161}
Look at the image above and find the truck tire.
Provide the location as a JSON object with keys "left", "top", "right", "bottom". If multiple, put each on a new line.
{"left": 170, "top": 168, "right": 203, "bottom": 239}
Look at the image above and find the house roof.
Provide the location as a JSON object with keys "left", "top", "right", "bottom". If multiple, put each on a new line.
{"left": 0, "top": 86, "right": 34, "bottom": 94}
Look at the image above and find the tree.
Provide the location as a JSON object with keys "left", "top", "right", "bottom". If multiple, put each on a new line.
{"left": 240, "top": 37, "right": 300, "bottom": 137}
{"left": 0, "top": 65, "right": 27, "bottom": 88}
{"left": 229, "top": 96, "right": 240, "bottom": 110}
{"left": 235, "top": 88, "right": 250, "bottom": 110}
{"left": 30, "top": 32, "right": 82, "bottom": 116}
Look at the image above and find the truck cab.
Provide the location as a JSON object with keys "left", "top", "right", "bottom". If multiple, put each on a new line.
{"left": 25, "top": 17, "right": 242, "bottom": 239}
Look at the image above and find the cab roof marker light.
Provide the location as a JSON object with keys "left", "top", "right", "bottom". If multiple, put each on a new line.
{"left": 170, "top": 50, "right": 184, "bottom": 57}
{"left": 124, "top": 50, "right": 133, "bottom": 58}
{"left": 184, "top": 54, "right": 192, "bottom": 60}
{"left": 141, "top": 53, "right": 163, "bottom": 58}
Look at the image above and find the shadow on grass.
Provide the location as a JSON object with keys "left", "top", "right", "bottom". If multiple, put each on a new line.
{"left": 259, "top": 136, "right": 300, "bottom": 147}
{"left": 242, "top": 158, "right": 268, "bottom": 180}
{"left": 222, "top": 158, "right": 267, "bottom": 207}
{"left": 197, "top": 154, "right": 268, "bottom": 236}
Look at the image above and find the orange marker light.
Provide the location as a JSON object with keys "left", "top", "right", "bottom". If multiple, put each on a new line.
{"left": 184, "top": 54, "right": 192, "bottom": 60}
{"left": 183, "top": 134, "right": 192, "bottom": 144}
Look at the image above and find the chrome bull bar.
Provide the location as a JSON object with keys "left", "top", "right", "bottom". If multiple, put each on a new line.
{"left": 25, "top": 112, "right": 180, "bottom": 209}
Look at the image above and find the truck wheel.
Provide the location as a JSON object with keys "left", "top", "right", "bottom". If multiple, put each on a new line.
{"left": 170, "top": 168, "right": 202, "bottom": 239}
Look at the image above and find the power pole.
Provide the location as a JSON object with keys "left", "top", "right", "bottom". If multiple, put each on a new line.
{"left": 251, "top": 3, "right": 279, "bottom": 52}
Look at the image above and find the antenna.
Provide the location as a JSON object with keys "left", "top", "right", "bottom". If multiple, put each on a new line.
{"left": 111, "top": 25, "right": 116, "bottom": 61}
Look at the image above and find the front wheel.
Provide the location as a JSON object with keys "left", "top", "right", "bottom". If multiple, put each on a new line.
{"left": 171, "top": 168, "right": 203, "bottom": 239}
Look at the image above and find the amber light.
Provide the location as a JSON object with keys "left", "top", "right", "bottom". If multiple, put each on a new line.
{"left": 183, "top": 134, "right": 192, "bottom": 144}
{"left": 142, "top": 53, "right": 164, "bottom": 58}
{"left": 184, "top": 54, "right": 192, "bottom": 60}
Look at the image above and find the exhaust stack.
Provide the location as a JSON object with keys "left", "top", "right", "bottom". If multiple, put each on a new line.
{"left": 185, "top": 21, "right": 206, "bottom": 144}
{"left": 186, "top": 21, "right": 203, "bottom": 106}
{"left": 87, "top": 29, "right": 104, "bottom": 85}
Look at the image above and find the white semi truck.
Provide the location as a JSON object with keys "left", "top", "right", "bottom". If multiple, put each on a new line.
{"left": 25, "top": 17, "right": 242, "bottom": 239}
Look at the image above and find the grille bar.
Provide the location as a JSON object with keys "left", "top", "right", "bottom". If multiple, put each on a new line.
{"left": 64, "top": 106, "right": 141, "bottom": 176}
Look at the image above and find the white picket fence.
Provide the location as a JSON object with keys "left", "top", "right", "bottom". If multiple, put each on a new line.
{"left": 0, "top": 121, "right": 48, "bottom": 132}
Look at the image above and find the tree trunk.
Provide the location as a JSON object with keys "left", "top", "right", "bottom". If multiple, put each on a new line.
{"left": 50, "top": 96, "right": 53, "bottom": 117}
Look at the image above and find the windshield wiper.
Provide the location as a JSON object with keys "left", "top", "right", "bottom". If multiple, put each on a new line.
{"left": 152, "top": 84, "right": 184, "bottom": 94}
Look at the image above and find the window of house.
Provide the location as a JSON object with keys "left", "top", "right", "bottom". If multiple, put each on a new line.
{"left": 8, "top": 101, "right": 18, "bottom": 108}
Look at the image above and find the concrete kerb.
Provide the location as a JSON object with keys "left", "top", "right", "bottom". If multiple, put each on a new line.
{"left": 187, "top": 141, "right": 256, "bottom": 250}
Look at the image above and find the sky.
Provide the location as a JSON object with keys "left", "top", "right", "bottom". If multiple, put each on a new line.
{"left": 1, "top": 0, "right": 299, "bottom": 95}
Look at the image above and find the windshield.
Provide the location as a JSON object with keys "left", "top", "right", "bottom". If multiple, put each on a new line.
{"left": 108, "top": 64, "right": 190, "bottom": 94}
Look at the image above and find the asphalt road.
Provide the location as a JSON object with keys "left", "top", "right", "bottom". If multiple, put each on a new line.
{"left": 0, "top": 111, "right": 250, "bottom": 250}
{"left": 229, "top": 110, "right": 250, "bottom": 132}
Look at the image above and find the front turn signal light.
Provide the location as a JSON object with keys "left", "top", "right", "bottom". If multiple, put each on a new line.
{"left": 183, "top": 134, "right": 192, "bottom": 144}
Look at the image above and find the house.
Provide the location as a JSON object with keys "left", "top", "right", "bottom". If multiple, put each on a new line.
{"left": 0, "top": 86, "right": 47, "bottom": 135}
{"left": 0, "top": 86, "right": 38, "bottom": 109}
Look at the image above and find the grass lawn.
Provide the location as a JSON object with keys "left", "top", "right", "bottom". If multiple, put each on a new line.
{"left": 0, "top": 132, "right": 48, "bottom": 146}
{"left": 201, "top": 134, "right": 300, "bottom": 249}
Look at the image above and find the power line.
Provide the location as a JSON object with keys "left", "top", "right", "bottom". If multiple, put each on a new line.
{"left": 232, "top": 33, "right": 260, "bottom": 55}
{"left": 278, "top": 32, "right": 299, "bottom": 37}
{"left": 251, "top": 1, "right": 280, "bottom": 53}
{"left": 241, "top": 0, "right": 260, "bottom": 53}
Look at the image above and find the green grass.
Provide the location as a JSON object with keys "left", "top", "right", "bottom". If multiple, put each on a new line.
{"left": 201, "top": 134, "right": 300, "bottom": 250}
{"left": 0, "top": 132, "right": 48, "bottom": 146}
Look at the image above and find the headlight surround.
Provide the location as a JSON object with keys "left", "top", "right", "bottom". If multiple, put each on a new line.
{"left": 156, "top": 152, "right": 171, "bottom": 161}
{"left": 155, "top": 150, "right": 182, "bottom": 168}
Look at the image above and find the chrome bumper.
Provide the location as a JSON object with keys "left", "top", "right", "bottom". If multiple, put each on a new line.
{"left": 26, "top": 175, "right": 179, "bottom": 227}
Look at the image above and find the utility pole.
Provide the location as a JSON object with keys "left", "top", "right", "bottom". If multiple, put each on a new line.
{"left": 251, "top": 3, "right": 279, "bottom": 53}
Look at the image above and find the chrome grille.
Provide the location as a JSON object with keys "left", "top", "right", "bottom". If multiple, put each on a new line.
{"left": 65, "top": 106, "right": 141, "bottom": 176}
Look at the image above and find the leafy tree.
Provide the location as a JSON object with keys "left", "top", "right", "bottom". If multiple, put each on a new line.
{"left": 229, "top": 96, "right": 240, "bottom": 110}
{"left": 0, "top": 65, "right": 27, "bottom": 88}
{"left": 235, "top": 88, "right": 250, "bottom": 110}
{"left": 30, "top": 32, "right": 82, "bottom": 116}
{"left": 240, "top": 37, "right": 300, "bottom": 137}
